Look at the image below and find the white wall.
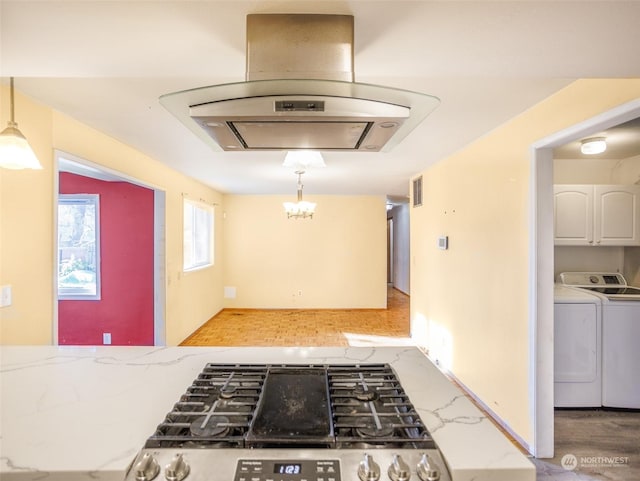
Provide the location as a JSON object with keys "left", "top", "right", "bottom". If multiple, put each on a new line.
{"left": 613, "top": 154, "right": 640, "bottom": 184}
{"left": 554, "top": 155, "right": 640, "bottom": 184}
{"left": 624, "top": 247, "right": 640, "bottom": 286}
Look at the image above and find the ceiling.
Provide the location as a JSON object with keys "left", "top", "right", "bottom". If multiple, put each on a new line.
{"left": 2, "top": 1, "right": 639, "bottom": 196}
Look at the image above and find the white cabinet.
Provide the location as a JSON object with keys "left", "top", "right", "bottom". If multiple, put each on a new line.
{"left": 554, "top": 184, "right": 640, "bottom": 246}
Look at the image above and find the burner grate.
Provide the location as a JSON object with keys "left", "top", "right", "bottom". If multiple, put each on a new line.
{"left": 328, "top": 365, "right": 434, "bottom": 449}
{"left": 145, "top": 364, "right": 267, "bottom": 448}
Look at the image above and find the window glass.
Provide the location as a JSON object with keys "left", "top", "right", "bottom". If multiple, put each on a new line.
{"left": 58, "top": 194, "right": 100, "bottom": 299}
{"left": 183, "top": 199, "right": 214, "bottom": 271}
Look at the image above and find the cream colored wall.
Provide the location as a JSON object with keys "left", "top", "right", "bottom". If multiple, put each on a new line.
{"left": 0, "top": 86, "right": 224, "bottom": 345}
{"left": 0, "top": 88, "right": 54, "bottom": 344}
{"left": 223, "top": 195, "right": 387, "bottom": 308}
{"left": 410, "top": 79, "right": 640, "bottom": 450}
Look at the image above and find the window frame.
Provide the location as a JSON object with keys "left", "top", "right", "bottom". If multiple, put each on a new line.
{"left": 57, "top": 193, "right": 101, "bottom": 300}
{"left": 183, "top": 198, "right": 214, "bottom": 272}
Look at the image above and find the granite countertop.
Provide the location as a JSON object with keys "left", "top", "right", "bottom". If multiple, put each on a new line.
{"left": 0, "top": 346, "right": 534, "bottom": 481}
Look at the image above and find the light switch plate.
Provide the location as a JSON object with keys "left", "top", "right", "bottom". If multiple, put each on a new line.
{"left": 0, "top": 285, "right": 12, "bottom": 307}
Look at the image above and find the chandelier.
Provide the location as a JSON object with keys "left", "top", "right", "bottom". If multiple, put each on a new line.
{"left": 283, "top": 170, "right": 316, "bottom": 219}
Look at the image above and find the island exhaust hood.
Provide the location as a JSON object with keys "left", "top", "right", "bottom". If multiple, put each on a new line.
{"left": 159, "top": 14, "right": 439, "bottom": 152}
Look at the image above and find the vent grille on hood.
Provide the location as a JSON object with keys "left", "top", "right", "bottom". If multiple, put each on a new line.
{"left": 159, "top": 14, "right": 439, "bottom": 152}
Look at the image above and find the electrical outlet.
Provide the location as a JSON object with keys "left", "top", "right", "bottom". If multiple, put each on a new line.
{"left": 103, "top": 332, "right": 112, "bottom": 345}
{"left": 0, "top": 285, "right": 12, "bottom": 307}
{"left": 298, "top": 290, "right": 303, "bottom": 296}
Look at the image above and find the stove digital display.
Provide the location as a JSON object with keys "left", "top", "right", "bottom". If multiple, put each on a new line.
{"left": 274, "top": 463, "right": 302, "bottom": 474}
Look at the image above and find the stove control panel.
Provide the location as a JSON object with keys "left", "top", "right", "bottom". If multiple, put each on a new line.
{"left": 235, "top": 459, "right": 341, "bottom": 481}
{"left": 124, "top": 450, "right": 450, "bottom": 481}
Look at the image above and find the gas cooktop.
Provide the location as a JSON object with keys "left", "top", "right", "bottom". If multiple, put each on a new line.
{"left": 125, "top": 363, "right": 450, "bottom": 481}
{"left": 146, "top": 363, "right": 435, "bottom": 450}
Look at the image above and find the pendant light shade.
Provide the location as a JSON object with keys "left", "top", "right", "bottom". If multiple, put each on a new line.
{"left": 0, "top": 78, "right": 43, "bottom": 170}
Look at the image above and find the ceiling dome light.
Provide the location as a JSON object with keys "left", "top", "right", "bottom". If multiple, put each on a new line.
{"left": 580, "top": 137, "right": 607, "bottom": 155}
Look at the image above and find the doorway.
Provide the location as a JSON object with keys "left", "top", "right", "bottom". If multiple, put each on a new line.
{"left": 386, "top": 199, "right": 410, "bottom": 295}
{"left": 387, "top": 217, "right": 394, "bottom": 284}
{"left": 531, "top": 99, "right": 640, "bottom": 457}
{"left": 54, "top": 151, "right": 166, "bottom": 346}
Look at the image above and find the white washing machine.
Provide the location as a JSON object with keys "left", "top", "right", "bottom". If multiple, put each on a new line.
{"left": 558, "top": 272, "right": 640, "bottom": 409}
{"left": 553, "top": 284, "right": 602, "bottom": 407}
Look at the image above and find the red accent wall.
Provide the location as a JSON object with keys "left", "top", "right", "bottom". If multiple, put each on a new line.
{"left": 58, "top": 172, "right": 155, "bottom": 345}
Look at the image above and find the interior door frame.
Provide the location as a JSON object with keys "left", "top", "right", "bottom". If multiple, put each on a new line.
{"left": 387, "top": 217, "right": 394, "bottom": 285}
{"left": 530, "top": 98, "right": 640, "bottom": 457}
{"left": 53, "top": 150, "right": 167, "bottom": 346}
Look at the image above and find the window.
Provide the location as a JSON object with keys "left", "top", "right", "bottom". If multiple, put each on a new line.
{"left": 183, "top": 199, "right": 214, "bottom": 271}
{"left": 412, "top": 176, "right": 423, "bottom": 207}
{"left": 57, "top": 194, "right": 100, "bottom": 299}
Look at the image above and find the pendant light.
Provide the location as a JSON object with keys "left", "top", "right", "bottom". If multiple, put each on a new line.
{"left": 0, "top": 77, "right": 43, "bottom": 170}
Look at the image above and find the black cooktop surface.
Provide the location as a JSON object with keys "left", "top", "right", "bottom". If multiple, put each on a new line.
{"left": 145, "top": 363, "right": 434, "bottom": 449}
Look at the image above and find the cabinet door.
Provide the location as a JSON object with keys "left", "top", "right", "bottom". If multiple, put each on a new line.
{"left": 554, "top": 185, "right": 593, "bottom": 245}
{"left": 595, "top": 185, "right": 640, "bottom": 246}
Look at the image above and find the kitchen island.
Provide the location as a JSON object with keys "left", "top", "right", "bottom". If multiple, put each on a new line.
{"left": 0, "top": 346, "right": 534, "bottom": 481}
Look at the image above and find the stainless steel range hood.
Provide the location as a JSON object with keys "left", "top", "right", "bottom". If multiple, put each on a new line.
{"left": 160, "top": 14, "right": 439, "bottom": 152}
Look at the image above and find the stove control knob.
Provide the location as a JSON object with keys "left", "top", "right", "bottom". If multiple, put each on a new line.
{"left": 134, "top": 453, "right": 160, "bottom": 481}
{"left": 358, "top": 454, "right": 381, "bottom": 481}
{"left": 416, "top": 454, "right": 440, "bottom": 481}
{"left": 165, "top": 453, "right": 190, "bottom": 481}
{"left": 387, "top": 454, "right": 411, "bottom": 481}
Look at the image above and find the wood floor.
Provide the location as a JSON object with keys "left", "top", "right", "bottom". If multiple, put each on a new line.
{"left": 181, "top": 286, "right": 411, "bottom": 346}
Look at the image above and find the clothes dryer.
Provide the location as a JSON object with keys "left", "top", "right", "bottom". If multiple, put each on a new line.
{"left": 553, "top": 284, "right": 602, "bottom": 407}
